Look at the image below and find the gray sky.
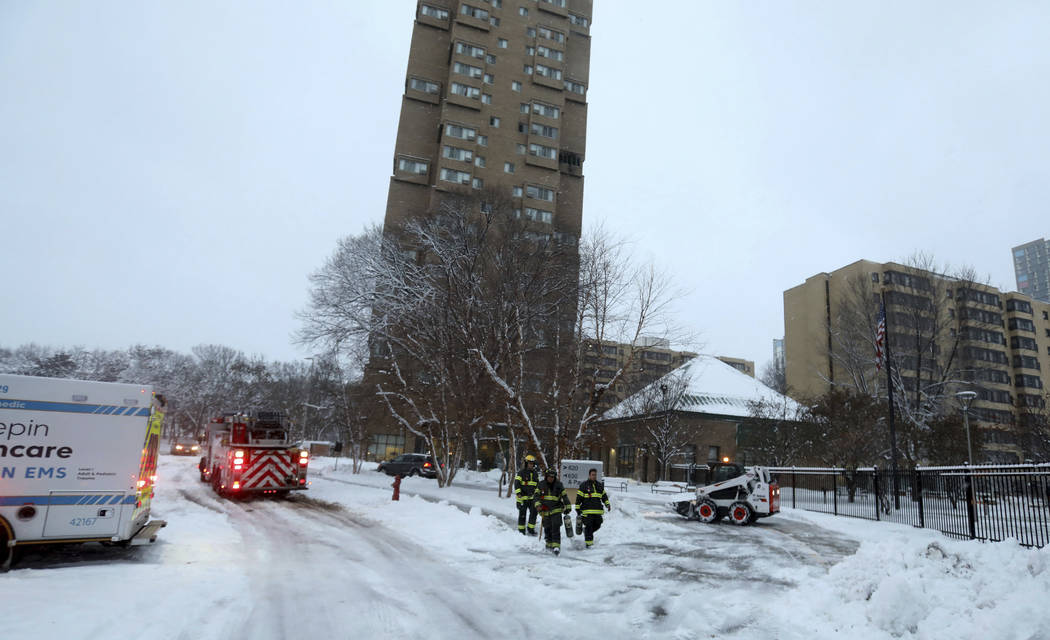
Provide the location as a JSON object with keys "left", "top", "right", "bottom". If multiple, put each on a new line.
{"left": 2, "top": 1, "right": 1048, "bottom": 373}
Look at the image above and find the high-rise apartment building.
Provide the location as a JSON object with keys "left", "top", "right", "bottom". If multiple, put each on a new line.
{"left": 584, "top": 337, "right": 697, "bottom": 414}
{"left": 1013, "top": 238, "right": 1050, "bottom": 303}
{"left": 383, "top": 0, "right": 592, "bottom": 246}
{"left": 784, "top": 259, "right": 1050, "bottom": 464}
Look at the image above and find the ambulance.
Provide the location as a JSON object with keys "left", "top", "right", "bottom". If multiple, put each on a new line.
{"left": 0, "top": 374, "right": 167, "bottom": 570}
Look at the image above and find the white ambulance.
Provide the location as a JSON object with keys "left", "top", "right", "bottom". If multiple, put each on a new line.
{"left": 0, "top": 374, "right": 167, "bottom": 570}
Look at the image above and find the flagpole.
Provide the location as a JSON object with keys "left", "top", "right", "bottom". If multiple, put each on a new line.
{"left": 880, "top": 290, "right": 900, "bottom": 510}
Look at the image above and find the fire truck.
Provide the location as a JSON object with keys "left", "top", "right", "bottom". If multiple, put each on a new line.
{"left": 199, "top": 411, "right": 309, "bottom": 498}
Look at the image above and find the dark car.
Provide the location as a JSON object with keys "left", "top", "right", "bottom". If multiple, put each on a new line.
{"left": 170, "top": 440, "right": 201, "bottom": 456}
{"left": 377, "top": 453, "right": 441, "bottom": 478}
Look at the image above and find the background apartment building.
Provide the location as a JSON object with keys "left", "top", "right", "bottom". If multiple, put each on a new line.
{"left": 583, "top": 337, "right": 697, "bottom": 414}
{"left": 785, "top": 259, "right": 1050, "bottom": 464}
{"left": 1013, "top": 238, "right": 1050, "bottom": 303}
{"left": 383, "top": 0, "right": 592, "bottom": 246}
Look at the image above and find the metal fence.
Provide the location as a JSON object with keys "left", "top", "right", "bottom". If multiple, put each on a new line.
{"left": 768, "top": 464, "right": 1050, "bottom": 548}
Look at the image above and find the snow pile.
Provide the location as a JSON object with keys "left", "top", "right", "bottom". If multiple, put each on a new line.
{"left": 780, "top": 533, "right": 1050, "bottom": 639}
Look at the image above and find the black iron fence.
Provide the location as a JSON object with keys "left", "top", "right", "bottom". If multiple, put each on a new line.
{"left": 768, "top": 464, "right": 1050, "bottom": 548}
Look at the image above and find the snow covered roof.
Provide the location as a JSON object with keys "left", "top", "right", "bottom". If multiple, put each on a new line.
{"left": 601, "top": 354, "right": 800, "bottom": 421}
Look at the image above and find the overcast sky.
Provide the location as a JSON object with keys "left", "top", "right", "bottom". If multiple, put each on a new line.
{"left": 2, "top": 0, "right": 1048, "bottom": 374}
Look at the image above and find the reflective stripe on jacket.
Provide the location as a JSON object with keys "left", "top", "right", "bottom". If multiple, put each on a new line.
{"left": 514, "top": 466, "right": 540, "bottom": 503}
{"left": 575, "top": 479, "right": 610, "bottom": 515}
{"left": 534, "top": 479, "right": 570, "bottom": 515}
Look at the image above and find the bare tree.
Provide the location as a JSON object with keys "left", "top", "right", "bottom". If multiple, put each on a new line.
{"left": 742, "top": 395, "right": 814, "bottom": 466}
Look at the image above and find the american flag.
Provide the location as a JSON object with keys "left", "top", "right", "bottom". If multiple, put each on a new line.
{"left": 875, "top": 303, "right": 887, "bottom": 371}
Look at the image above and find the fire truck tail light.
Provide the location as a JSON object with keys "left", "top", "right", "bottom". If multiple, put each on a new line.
{"left": 299, "top": 478, "right": 307, "bottom": 485}
{"left": 235, "top": 450, "right": 245, "bottom": 458}
{"left": 232, "top": 481, "right": 240, "bottom": 490}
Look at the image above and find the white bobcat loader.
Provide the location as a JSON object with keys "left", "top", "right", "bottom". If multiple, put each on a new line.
{"left": 671, "top": 463, "right": 780, "bottom": 525}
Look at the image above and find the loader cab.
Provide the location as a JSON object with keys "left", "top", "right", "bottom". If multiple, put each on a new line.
{"left": 708, "top": 463, "right": 744, "bottom": 485}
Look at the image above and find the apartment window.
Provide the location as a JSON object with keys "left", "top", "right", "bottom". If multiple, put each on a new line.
{"left": 526, "top": 45, "right": 536, "bottom": 56}
{"left": 408, "top": 77, "right": 440, "bottom": 94}
{"left": 498, "top": 38, "right": 508, "bottom": 48}
{"left": 439, "top": 168, "right": 471, "bottom": 185}
{"left": 1012, "top": 336, "right": 1038, "bottom": 351}
{"left": 569, "top": 12, "right": 589, "bottom": 27}
{"left": 460, "top": 4, "right": 490, "bottom": 20}
{"left": 450, "top": 82, "right": 481, "bottom": 99}
{"left": 474, "top": 156, "right": 486, "bottom": 168}
{"left": 1043, "top": 311, "right": 1049, "bottom": 320}
{"left": 442, "top": 145, "right": 473, "bottom": 162}
{"left": 536, "top": 45, "right": 563, "bottom": 61}
{"left": 489, "top": 16, "right": 500, "bottom": 26}
{"left": 511, "top": 80, "right": 522, "bottom": 91}
{"left": 1015, "top": 374, "right": 1043, "bottom": 390}
{"left": 534, "top": 64, "right": 562, "bottom": 80}
{"left": 523, "top": 64, "right": 533, "bottom": 75}
{"left": 524, "top": 207, "right": 553, "bottom": 223}
{"left": 483, "top": 73, "right": 494, "bottom": 85}
{"left": 490, "top": 0, "right": 501, "bottom": 8}
{"left": 420, "top": 4, "right": 449, "bottom": 20}
{"left": 530, "top": 122, "right": 558, "bottom": 139}
{"left": 486, "top": 54, "right": 497, "bottom": 64}
{"left": 1014, "top": 355, "right": 1041, "bottom": 370}
{"left": 481, "top": 93, "right": 492, "bottom": 104}
{"left": 1009, "top": 318, "right": 1036, "bottom": 332}
{"left": 518, "top": 7, "right": 528, "bottom": 16}
{"left": 453, "top": 62, "right": 484, "bottom": 79}
{"left": 532, "top": 102, "right": 560, "bottom": 118}
{"left": 397, "top": 157, "right": 429, "bottom": 175}
{"left": 490, "top": 116, "right": 501, "bottom": 127}
{"left": 477, "top": 134, "right": 488, "bottom": 146}
{"left": 539, "top": 0, "right": 567, "bottom": 7}
{"left": 504, "top": 162, "right": 515, "bottom": 173}
{"left": 472, "top": 177, "right": 484, "bottom": 189}
{"left": 537, "top": 26, "right": 565, "bottom": 42}
{"left": 526, "top": 184, "right": 554, "bottom": 201}
{"left": 517, "top": 121, "right": 527, "bottom": 133}
{"left": 1007, "top": 299, "right": 1033, "bottom": 313}
{"left": 512, "top": 186, "right": 523, "bottom": 197}
{"left": 526, "top": 27, "right": 536, "bottom": 37}
{"left": 455, "top": 42, "right": 486, "bottom": 59}
{"left": 444, "top": 123, "right": 477, "bottom": 140}
{"left": 528, "top": 143, "right": 557, "bottom": 159}
{"left": 565, "top": 79, "right": 586, "bottom": 94}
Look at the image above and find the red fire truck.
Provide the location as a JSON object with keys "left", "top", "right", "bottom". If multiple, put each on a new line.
{"left": 199, "top": 411, "right": 309, "bottom": 497}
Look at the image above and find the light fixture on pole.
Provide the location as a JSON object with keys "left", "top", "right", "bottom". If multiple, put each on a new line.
{"left": 955, "top": 390, "right": 978, "bottom": 465}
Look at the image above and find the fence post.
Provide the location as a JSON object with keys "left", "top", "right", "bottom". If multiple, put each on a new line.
{"left": 833, "top": 470, "right": 838, "bottom": 516}
{"left": 873, "top": 466, "right": 881, "bottom": 521}
{"left": 965, "top": 465, "right": 977, "bottom": 540}
{"left": 792, "top": 467, "right": 797, "bottom": 509}
{"left": 916, "top": 469, "right": 924, "bottom": 529}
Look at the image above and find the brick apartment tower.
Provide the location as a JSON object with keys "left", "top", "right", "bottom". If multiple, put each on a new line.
{"left": 382, "top": 0, "right": 592, "bottom": 245}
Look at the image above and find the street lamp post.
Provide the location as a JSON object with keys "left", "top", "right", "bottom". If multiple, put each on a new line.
{"left": 955, "top": 391, "right": 978, "bottom": 465}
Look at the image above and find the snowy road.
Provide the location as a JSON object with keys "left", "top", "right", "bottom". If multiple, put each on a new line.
{"left": 4, "top": 456, "right": 1047, "bottom": 640}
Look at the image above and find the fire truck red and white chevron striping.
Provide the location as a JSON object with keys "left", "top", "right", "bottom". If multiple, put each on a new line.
{"left": 199, "top": 412, "right": 310, "bottom": 498}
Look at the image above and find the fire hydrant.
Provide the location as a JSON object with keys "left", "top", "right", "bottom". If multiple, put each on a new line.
{"left": 391, "top": 474, "right": 402, "bottom": 501}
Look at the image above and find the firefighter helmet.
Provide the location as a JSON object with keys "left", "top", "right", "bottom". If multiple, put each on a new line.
{"left": 524, "top": 454, "right": 536, "bottom": 463}
{"left": 545, "top": 468, "right": 557, "bottom": 477}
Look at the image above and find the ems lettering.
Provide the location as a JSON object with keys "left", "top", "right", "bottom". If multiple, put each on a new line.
{"left": 25, "top": 466, "right": 67, "bottom": 479}
{"left": 1, "top": 466, "right": 13, "bottom": 479}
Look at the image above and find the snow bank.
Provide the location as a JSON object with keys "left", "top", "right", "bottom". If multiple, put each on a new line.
{"left": 777, "top": 530, "right": 1050, "bottom": 639}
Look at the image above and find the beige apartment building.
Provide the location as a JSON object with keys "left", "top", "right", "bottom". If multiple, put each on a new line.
{"left": 384, "top": 0, "right": 592, "bottom": 246}
{"left": 584, "top": 337, "right": 698, "bottom": 415}
{"left": 785, "top": 259, "right": 1050, "bottom": 463}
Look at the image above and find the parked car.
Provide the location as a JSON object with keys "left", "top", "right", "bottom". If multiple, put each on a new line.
{"left": 170, "top": 440, "right": 200, "bottom": 456}
{"left": 377, "top": 453, "right": 442, "bottom": 478}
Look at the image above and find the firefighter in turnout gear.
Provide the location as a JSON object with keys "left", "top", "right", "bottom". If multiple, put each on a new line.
{"left": 575, "top": 468, "right": 611, "bottom": 547}
{"left": 514, "top": 455, "right": 540, "bottom": 535}
{"left": 535, "top": 468, "right": 571, "bottom": 554}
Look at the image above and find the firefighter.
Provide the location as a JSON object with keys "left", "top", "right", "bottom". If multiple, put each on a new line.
{"left": 514, "top": 454, "right": 540, "bottom": 535}
{"left": 535, "top": 468, "right": 570, "bottom": 554}
{"left": 575, "top": 468, "right": 611, "bottom": 548}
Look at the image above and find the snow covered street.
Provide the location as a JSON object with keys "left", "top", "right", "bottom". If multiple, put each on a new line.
{"left": 3, "top": 455, "right": 1049, "bottom": 640}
